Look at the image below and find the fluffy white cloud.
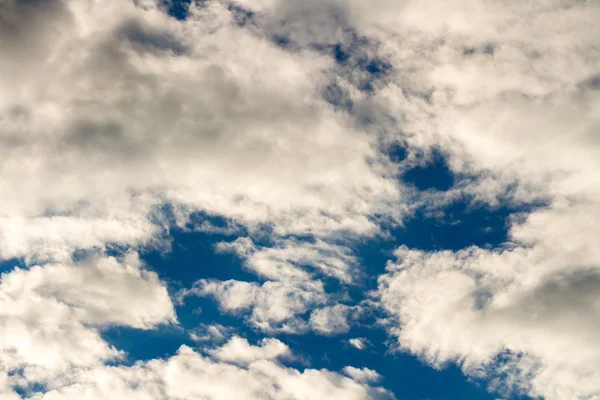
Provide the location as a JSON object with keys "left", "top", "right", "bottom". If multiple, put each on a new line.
{"left": 379, "top": 244, "right": 600, "bottom": 399}
{"left": 371, "top": 0, "right": 600, "bottom": 396}
{"left": 26, "top": 337, "right": 394, "bottom": 400}
{"left": 183, "top": 279, "right": 326, "bottom": 332}
{"left": 0, "top": 1, "right": 406, "bottom": 393}
{"left": 185, "top": 237, "right": 364, "bottom": 333}
{"left": 0, "top": 253, "right": 174, "bottom": 385}
{"left": 0, "top": 371, "right": 20, "bottom": 400}
{"left": 208, "top": 336, "right": 291, "bottom": 365}
{"left": 0, "top": 0, "right": 403, "bottom": 263}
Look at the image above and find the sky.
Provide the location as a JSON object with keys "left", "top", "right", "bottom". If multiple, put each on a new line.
{"left": 0, "top": 0, "right": 599, "bottom": 399}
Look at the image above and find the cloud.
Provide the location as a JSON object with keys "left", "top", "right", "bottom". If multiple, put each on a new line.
{"left": 264, "top": 0, "right": 600, "bottom": 397}
{"left": 378, "top": 245, "right": 600, "bottom": 399}
{"left": 343, "top": 366, "right": 381, "bottom": 383}
{"left": 187, "top": 238, "right": 363, "bottom": 333}
{"left": 0, "top": 253, "right": 174, "bottom": 384}
{"left": 216, "top": 237, "right": 359, "bottom": 283}
{"left": 183, "top": 279, "right": 327, "bottom": 332}
{"left": 26, "top": 337, "right": 395, "bottom": 400}
{"left": 0, "top": 2, "right": 406, "bottom": 393}
{"left": 208, "top": 336, "right": 291, "bottom": 365}
{"left": 188, "top": 323, "right": 233, "bottom": 343}
{"left": 0, "top": 0, "right": 403, "bottom": 264}
{"left": 309, "top": 304, "right": 354, "bottom": 335}
{"left": 348, "top": 338, "right": 368, "bottom": 350}
{"left": 211, "top": 0, "right": 600, "bottom": 397}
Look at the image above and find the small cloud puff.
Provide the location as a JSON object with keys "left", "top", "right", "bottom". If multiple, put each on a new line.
{"left": 348, "top": 338, "right": 369, "bottom": 350}
{"left": 343, "top": 366, "right": 382, "bottom": 383}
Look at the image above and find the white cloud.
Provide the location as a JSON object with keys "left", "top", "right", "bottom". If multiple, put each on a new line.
{"left": 209, "top": 336, "right": 291, "bottom": 365}
{"left": 26, "top": 337, "right": 394, "bottom": 400}
{"left": 0, "top": 252, "right": 395, "bottom": 399}
{"left": 0, "top": 1, "right": 406, "bottom": 393}
{"left": 379, "top": 244, "right": 600, "bottom": 399}
{"left": 348, "top": 338, "right": 368, "bottom": 351}
{"left": 0, "top": 370, "right": 20, "bottom": 400}
{"left": 188, "top": 323, "right": 232, "bottom": 343}
{"left": 0, "top": 253, "right": 174, "bottom": 384}
{"left": 343, "top": 366, "right": 381, "bottom": 383}
{"left": 0, "top": 0, "right": 403, "bottom": 263}
{"left": 251, "top": 0, "right": 600, "bottom": 397}
{"left": 187, "top": 237, "right": 365, "bottom": 333}
{"left": 183, "top": 279, "right": 326, "bottom": 332}
{"left": 184, "top": 236, "right": 367, "bottom": 334}
{"left": 216, "top": 237, "right": 359, "bottom": 283}
{"left": 225, "top": 0, "right": 600, "bottom": 397}
{"left": 309, "top": 304, "right": 354, "bottom": 335}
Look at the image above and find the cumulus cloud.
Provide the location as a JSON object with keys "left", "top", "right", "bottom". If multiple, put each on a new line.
{"left": 379, "top": 244, "right": 600, "bottom": 399}
{"left": 0, "top": 0, "right": 402, "bottom": 263}
{"left": 25, "top": 337, "right": 395, "bottom": 400}
{"left": 371, "top": 0, "right": 600, "bottom": 396}
{"left": 232, "top": 0, "right": 599, "bottom": 397}
{"left": 0, "top": 253, "right": 174, "bottom": 384}
{"left": 0, "top": 1, "right": 404, "bottom": 393}
{"left": 209, "top": 336, "right": 291, "bottom": 365}
{"left": 185, "top": 237, "right": 366, "bottom": 333}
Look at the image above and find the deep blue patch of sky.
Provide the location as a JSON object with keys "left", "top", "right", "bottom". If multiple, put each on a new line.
{"left": 0, "top": 257, "right": 25, "bottom": 273}
{"left": 11, "top": 378, "right": 47, "bottom": 399}
{"left": 101, "top": 325, "right": 192, "bottom": 364}
{"left": 166, "top": 0, "right": 193, "bottom": 20}
{"left": 402, "top": 149, "right": 455, "bottom": 191}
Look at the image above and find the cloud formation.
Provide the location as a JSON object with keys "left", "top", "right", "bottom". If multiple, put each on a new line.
{"left": 22, "top": 337, "right": 394, "bottom": 400}
{"left": 0, "top": 0, "right": 402, "bottom": 265}
{"left": 1, "top": 0, "right": 599, "bottom": 398}
{"left": 0, "top": 253, "right": 174, "bottom": 387}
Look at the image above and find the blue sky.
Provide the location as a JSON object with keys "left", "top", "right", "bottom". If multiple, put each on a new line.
{"left": 0, "top": 1, "right": 599, "bottom": 399}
